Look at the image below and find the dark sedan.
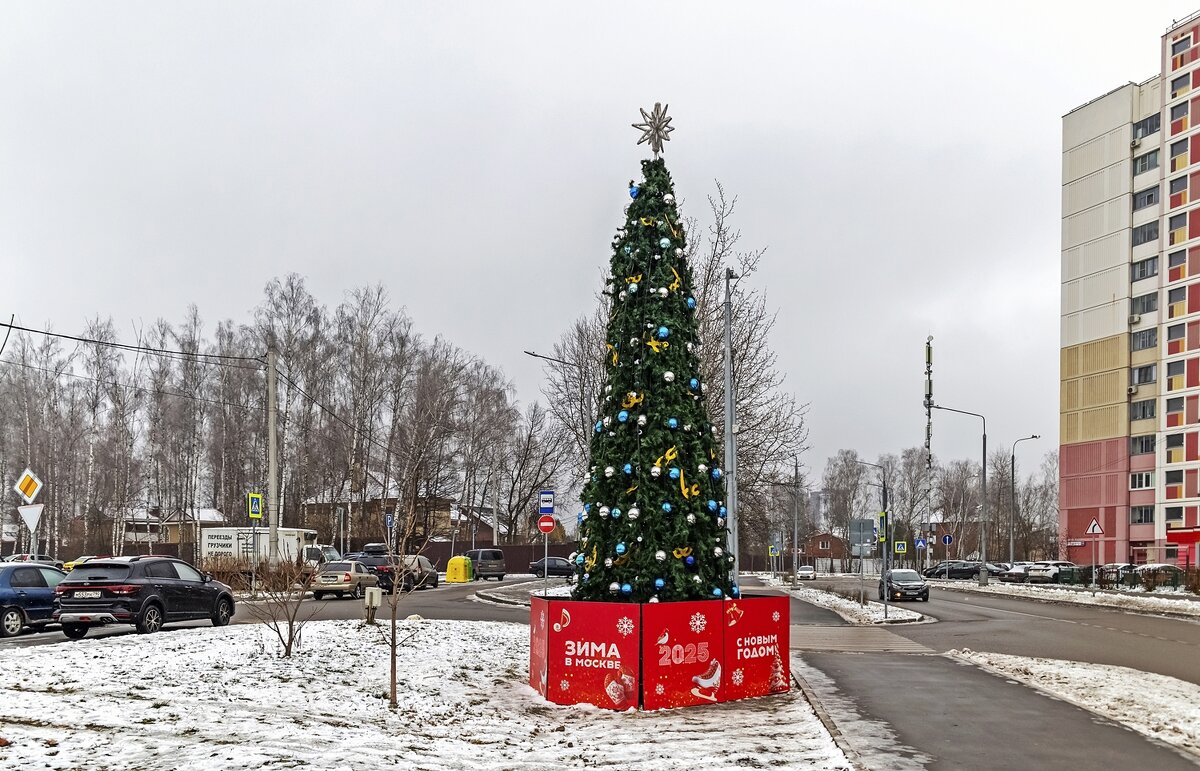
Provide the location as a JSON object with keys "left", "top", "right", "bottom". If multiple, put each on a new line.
{"left": 529, "top": 557, "right": 574, "bottom": 578}
{"left": 879, "top": 568, "right": 930, "bottom": 602}
{"left": 1, "top": 564, "right": 66, "bottom": 637}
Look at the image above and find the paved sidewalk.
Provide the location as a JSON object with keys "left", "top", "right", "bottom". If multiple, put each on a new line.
{"left": 798, "top": 652, "right": 1199, "bottom": 770}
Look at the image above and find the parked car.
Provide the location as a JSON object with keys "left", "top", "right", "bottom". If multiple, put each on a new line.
{"left": 398, "top": 555, "right": 439, "bottom": 591}
{"left": 464, "top": 548, "right": 506, "bottom": 581}
{"left": 1135, "top": 563, "right": 1186, "bottom": 588}
{"left": 361, "top": 543, "right": 389, "bottom": 556}
{"left": 6, "top": 554, "right": 64, "bottom": 570}
{"left": 1, "top": 564, "right": 66, "bottom": 637}
{"left": 52, "top": 556, "right": 234, "bottom": 639}
{"left": 999, "top": 564, "right": 1033, "bottom": 583}
{"left": 879, "top": 568, "right": 930, "bottom": 602}
{"left": 1026, "top": 560, "right": 1076, "bottom": 584}
{"left": 63, "top": 555, "right": 107, "bottom": 572}
{"left": 311, "top": 561, "right": 378, "bottom": 600}
{"left": 796, "top": 565, "right": 817, "bottom": 581}
{"left": 529, "top": 557, "right": 574, "bottom": 578}
{"left": 924, "top": 561, "right": 981, "bottom": 579}
{"left": 355, "top": 555, "right": 399, "bottom": 592}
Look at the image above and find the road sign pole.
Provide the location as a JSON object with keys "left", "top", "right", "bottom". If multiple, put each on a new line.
{"left": 544, "top": 530, "right": 549, "bottom": 598}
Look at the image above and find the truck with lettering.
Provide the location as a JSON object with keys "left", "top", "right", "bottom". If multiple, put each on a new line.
{"left": 198, "top": 527, "right": 339, "bottom": 574}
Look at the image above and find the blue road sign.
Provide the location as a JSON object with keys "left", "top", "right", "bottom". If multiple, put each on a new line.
{"left": 385, "top": 512, "right": 394, "bottom": 529}
{"left": 539, "top": 490, "right": 555, "bottom": 514}
{"left": 915, "top": 537, "right": 927, "bottom": 549}
{"left": 941, "top": 534, "right": 954, "bottom": 545}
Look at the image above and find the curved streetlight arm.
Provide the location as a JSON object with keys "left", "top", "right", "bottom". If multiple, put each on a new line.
{"left": 1009, "top": 434, "right": 1040, "bottom": 564}
{"left": 930, "top": 403, "right": 989, "bottom": 584}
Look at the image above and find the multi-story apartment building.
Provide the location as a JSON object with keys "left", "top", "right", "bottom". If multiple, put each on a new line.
{"left": 1061, "top": 11, "right": 1200, "bottom": 568}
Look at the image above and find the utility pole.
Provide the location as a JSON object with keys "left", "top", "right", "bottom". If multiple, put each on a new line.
{"left": 924, "top": 337, "right": 934, "bottom": 574}
{"left": 723, "top": 268, "right": 740, "bottom": 592}
{"left": 792, "top": 458, "right": 799, "bottom": 585}
{"left": 267, "top": 335, "right": 280, "bottom": 562}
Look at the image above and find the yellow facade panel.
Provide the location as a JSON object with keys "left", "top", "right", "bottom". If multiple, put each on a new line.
{"left": 1061, "top": 347, "right": 1079, "bottom": 380}
{"left": 1130, "top": 347, "right": 1157, "bottom": 367}
{"left": 1061, "top": 379, "right": 1080, "bottom": 412}
{"left": 1077, "top": 403, "right": 1128, "bottom": 441}
{"left": 1061, "top": 411, "right": 1080, "bottom": 445}
{"left": 1130, "top": 417, "right": 1156, "bottom": 436}
{"left": 1077, "top": 336, "right": 1127, "bottom": 373}
{"left": 1079, "top": 370, "right": 1124, "bottom": 409}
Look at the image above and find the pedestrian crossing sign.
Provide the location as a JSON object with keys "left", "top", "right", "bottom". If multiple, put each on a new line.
{"left": 894, "top": 542, "right": 907, "bottom": 554}
{"left": 247, "top": 492, "right": 263, "bottom": 519}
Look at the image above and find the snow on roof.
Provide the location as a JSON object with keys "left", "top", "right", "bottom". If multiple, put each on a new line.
{"left": 161, "top": 508, "right": 226, "bottom": 524}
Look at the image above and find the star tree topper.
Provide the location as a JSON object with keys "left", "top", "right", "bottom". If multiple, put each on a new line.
{"left": 632, "top": 102, "right": 674, "bottom": 157}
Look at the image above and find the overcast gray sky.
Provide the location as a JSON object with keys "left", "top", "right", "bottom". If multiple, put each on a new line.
{"left": 2, "top": 1, "right": 1194, "bottom": 477}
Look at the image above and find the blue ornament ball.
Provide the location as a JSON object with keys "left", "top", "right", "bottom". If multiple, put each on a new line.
{"left": 707, "top": 500, "right": 718, "bottom": 512}
{"left": 668, "top": 418, "right": 679, "bottom": 429}
{"left": 655, "top": 578, "right": 665, "bottom": 590}
{"left": 689, "top": 378, "right": 699, "bottom": 390}
{"left": 685, "top": 555, "right": 696, "bottom": 567}
{"left": 611, "top": 508, "right": 622, "bottom": 518}
{"left": 623, "top": 463, "right": 633, "bottom": 474}
{"left": 658, "top": 237, "right": 671, "bottom": 249}
{"left": 668, "top": 467, "right": 680, "bottom": 480}
{"left": 583, "top": 573, "right": 590, "bottom": 582}
{"left": 616, "top": 543, "right": 627, "bottom": 555}
{"left": 687, "top": 297, "right": 696, "bottom": 309}
{"left": 731, "top": 584, "right": 741, "bottom": 598}
{"left": 630, "top": 185, "right": 640, "bottom": 199}
{"left": 575, "top": 554, "right": 585, "bottom": 565}
{"left": 711, "top": 468, "right": 722, "bottom": 480}
{"left": 628, "top": 282, "right": 639, "bottom": 294}
{"left": 711, "top": 588, "right": 723, "bottom": 597}
{"left": 621, "top": 583, "right": 632, "bottom": 594}
{"left": 657, "top": 326, "right": 669, "bottom": 339}
{"left": 594, "top": 421, "right": 603, "bottom": 433}
{"left": 662, "top": 502, "right": 672, "bottom": 513}
{"left": 623, "top": 245, "right": 632, "bottom": 255}
{"left": 584, "top": 503, "right": 592, "bottom": 512}
{"left": 719, "top": 506, "right": 727, "bottom": 516}
{"left": 618, "top": 410, "right": 629, "bottom": 422}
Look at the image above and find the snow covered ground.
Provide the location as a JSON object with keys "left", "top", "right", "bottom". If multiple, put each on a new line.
{"left": 785, "top": 585, "right": 925, "bottom": 624}
{"left": 953, "top": 649, "right": 1200, "bottom": 758}
{"left": 0, "top": 619, "right": 851, "bottom": 771}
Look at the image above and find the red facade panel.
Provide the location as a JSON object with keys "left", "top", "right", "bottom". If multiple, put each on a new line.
{"left": 1189, "top": 284, "right": 1200, "bottom": 315}
{"left": 1189, "top": 432, "right": 1199, "bottom": 461}
{"left": 1189, "top": 357, "right": 1200, "bottom": 388}
{"left": 1188, "top": 394, "right": 1200, "bottom": 424}
{"left": 1189, "top": 208, "right": 1200, "bottom": 239}
{"left": 1190, "top": 134, "right": 1200, "bottom": 165}
{"left": 1060, "top": 440, "right": 1129, "bottom": 563}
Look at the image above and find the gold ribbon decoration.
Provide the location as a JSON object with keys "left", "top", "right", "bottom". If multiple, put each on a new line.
{"left": 625, "top": 273, "right": 643, "bottom": 285}
{"left": 664, "top": 212, "right": 681, "bottom": 238}
{"left": 669, "top": 267, "right": 682, "bottom": 292}
{"left": 613, "top": 553, "right": 631, "bottom": 567}
{"left": 665, "top": 447, "right": 679, "bottom": 462}
{"left": 640, "top": 216, "right": 656, "bottom": 227}
{"left": 646, "top": 339, "right": 669, "bottom": 353}
{"left": 672, "top": 547, "right": 693, "bottom": 559}
{"left": 606, "top": 342, "right": 618, "bottom": 365}
{"left": 626, "top": 483, "right": 638, "bottom": 494}
{"left": 584, "top": 544, "right": 598, "bottom": 571}
{"left": 621, "top": 391, "right": 644, "bottom": 409}
{"left": 678, "top": 470, "right": 700, "bottom": 499}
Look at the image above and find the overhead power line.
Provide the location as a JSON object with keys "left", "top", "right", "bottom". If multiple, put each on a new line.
{"left": 0, "top": 320, "right": 266, "bottom": 369}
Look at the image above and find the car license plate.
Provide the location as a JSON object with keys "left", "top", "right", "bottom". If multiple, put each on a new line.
{"left": 320, "top": 576, "right": 336, "bottom": 583}
{"left": 74, "top": 590, "right": 101, "bottom": 598}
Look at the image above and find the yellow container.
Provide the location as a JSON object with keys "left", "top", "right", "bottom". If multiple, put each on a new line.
{"left": 446, "top": 555, "right": 472, "bottom": 583}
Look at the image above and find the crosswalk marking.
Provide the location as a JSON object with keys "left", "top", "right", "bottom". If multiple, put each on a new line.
{"left": 789, "top": 625, "right": 932, "bottom": 653}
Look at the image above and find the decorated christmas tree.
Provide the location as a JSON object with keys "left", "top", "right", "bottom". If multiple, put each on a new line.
{"left": 572, "top": 104, "right": 735, "bottom": 603}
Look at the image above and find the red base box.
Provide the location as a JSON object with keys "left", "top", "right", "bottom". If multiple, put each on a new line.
{"left": 530, "top": 594, "right": 789, "bottom": 711}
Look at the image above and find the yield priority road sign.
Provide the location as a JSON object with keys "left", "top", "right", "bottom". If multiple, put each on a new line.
{"left": 17, "top": 504, "right": 44, "bottom": 534}
{"left": 14, "top": 468, "right": 42, "bottom": 504}
{"left": 247, "top": 492, "right": 263, "bottom": 519}
{"left": 1085, "top": 518, "right": 1104, "bottom": 535}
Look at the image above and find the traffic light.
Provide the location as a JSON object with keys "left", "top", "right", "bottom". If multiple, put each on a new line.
{"left": 878, "top": 510, "right": 888, "bottom": 542}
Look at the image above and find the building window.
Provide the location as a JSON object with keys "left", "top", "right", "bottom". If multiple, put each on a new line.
{"left": 1132, "top": 256, "right": 1159, "bottom": 280}
{"left": 1165, "top": 544, "right": 1179, "bottom": 560}
{"left": 1170, "top": 287, "right": 1186, "bottom": 306}
{"left": 818, "top": 540, "right": 830, "bottom": 550}
{"left": 1130, "top": 471, "right": 1154, "bottom": 489}
{"left": 1171, "top": 213, "right": 1188, "bottom": 232}
{"left": 1131, "top": 292, "right": 1158, "bottom": 314}
{"left": 1131, "top": 505, "right": 1155, "bottom": 524}
{"left": 1131, "top": 329, "right": 1158, "bottom": 351}
{"left": 1173, "top": 102, "right": 1189, "bottom": 122}
{"left": 1131, "top": 398, "right": 1156, "bottom": 420}
{"left": 1172, "top": 73, "right": 1190, "bottom": 96}
{"left": 1132, "top": 364, "right": 1157, "bottom": 384}
{"left": 1171, "top": 178, "right": 1188, "bottom": 197}
{"left": 1169, "top": 250, "right": 1187, "bottom": 269}
{"left": 1132, "top": 222, "right": 1159, "bottom": 246}
{"left": 1134, "top": 150, "right": 1160, "bottom": 175}
{"left": 1168, "top": 323, "right": 1185, "bottom": 342}
{"left": 1166, "top": 469, "right": 1183, "bottom": 486}
{"left": 1174, "top": 37, "right": 1191, "bottom": 56}
{"left": 1168, "top": 395, "right": 1184, "bottom": 412}
{"left": 1133, "top": 186, "right": 1160, "bottom": 211}
{"left": 1134, "top": 114, "right": 1161, "bottom": 138}
{"left": 1131, "top": 434, "right": 1156, "bottom": 454}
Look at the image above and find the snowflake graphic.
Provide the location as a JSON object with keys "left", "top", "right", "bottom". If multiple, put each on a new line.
{"left": 616, "top": 616, "right": 635, "bottom": 637}
{"left": 560, "top": 679, "right": 570, "bottom": 691}
{"left": 539, "top": 610, "right": 546, "bottom": 630}
{"left": 655, "top": 683, "right": 665, "bottom": 695}
{"left": 772, "top": 611, "right": 780, "bottom": 623}
{"left": 732, "top": 668, "right": 745, "bottom": 686}
{"left": 689, "top": 612, "right": 707, "bottom": 634}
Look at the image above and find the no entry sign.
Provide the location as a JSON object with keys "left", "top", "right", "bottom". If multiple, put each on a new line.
{"left": 538, "top": 515, "right": 556, "bottom": 534}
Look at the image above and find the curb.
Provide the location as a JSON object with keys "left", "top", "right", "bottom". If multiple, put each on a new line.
{"left": 474, "top": 588, "right": 530, "bottom": 608}
{"left": 791, "top": 669, "right": 864, "bottom": 771}
{"left": 931, "top": 582, "right": 1200, "bottom": 620}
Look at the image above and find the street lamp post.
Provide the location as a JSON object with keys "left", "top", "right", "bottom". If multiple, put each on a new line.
{"left": 766, "top": 459, "right": 803, "bottom": 585}
{"left": 1010, "top": 434, "right": 1040, "bottom": 564}
{"left": 930, "top": 404, "right": 988, "bottom": 585}
{"left": 723, "top": 268, "right": 740, "bottom": 592}
{"left": 855, "top": 459, "right": 889, "bottom": 619}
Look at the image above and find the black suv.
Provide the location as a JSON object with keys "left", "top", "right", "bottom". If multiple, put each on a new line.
{"left": 879, "top": 568, "right": 930, "bottom": 602}
{"left": 53, "top": 556, "right": 235, "bottom": 639}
